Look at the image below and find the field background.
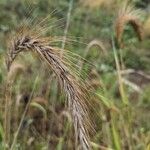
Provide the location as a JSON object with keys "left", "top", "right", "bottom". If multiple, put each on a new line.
{"left": 0, "top": 0, "right": 150, "bottom": 149}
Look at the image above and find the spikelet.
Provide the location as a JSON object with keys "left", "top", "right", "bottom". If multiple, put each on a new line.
{"left": 115, "top": 2, "right": 143, "bottom": 48}
{"left": 85, "top": 39, "right": 107, "bottom": 56}
{"left": 7, "top": 31, "right": 92, "bottom": 150}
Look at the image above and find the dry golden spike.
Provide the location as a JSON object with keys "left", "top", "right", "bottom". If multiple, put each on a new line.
{"left": 115, "top": 2, "right": 143, "bottom": 48}
{"left": 7, "top": 32, "right": 92, "bottom": 150}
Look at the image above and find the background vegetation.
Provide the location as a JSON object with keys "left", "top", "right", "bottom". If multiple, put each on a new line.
{"left": 0, "top": 0, "right": 150, "bottom": 149}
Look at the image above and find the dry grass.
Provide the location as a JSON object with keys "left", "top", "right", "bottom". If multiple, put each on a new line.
{"left": 4, "top": 62, "right": 25, "bottom": 148}
{"left": 7, "top": 62, "right": 25, "bottom": 82}
{"left": 80, "top": 0, "right": 116, "bottom": 9}
{"left": 7, "top": 30, "right": 92, "bottom": 149}
{"left": 143, "top": 16, "right": 150, "bottom": 37}
{"left": 0, "top": 1, "right": 149, "bottom": 149}
{"left": 85, "top": 40, "right": 107, "bottom": 57}
{"left": 79, "top": 39, "right": 107, "bottom": 72}
{"left": 115, "top": 2, "right": 143, "bottom": 48}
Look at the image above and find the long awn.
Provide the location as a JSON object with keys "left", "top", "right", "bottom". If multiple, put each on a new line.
{"left": 7, "top": 31, "right": 92, "bottom": 150}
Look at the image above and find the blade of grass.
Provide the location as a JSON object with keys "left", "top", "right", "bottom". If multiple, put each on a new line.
{"left": 112, "top": 37, "right": 129, "bottom": 105}
{"left": 110, "top": 113, "right": 121, "bottom": 150}
{"left": 10, "top": 76, "right": 39, "bottom": 150}
{"left": 4, "top": 81, "right": 12, "bottom": 149}
{"left": 61, "top": 0, "right": 73, "bottom": 55}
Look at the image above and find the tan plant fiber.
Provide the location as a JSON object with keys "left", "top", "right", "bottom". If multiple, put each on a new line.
{"left": 115, "top": 2, "right": 143, "bottom": 47}
{"left": 79, "top": 39, "right": 107, "bottom": 72}
{"left": 143, "top": 16, "right": 150, "bottom": 38}
{"left": 85, "top": 39, "right": 107, "bottom": 57}
{"left": 7, "top": 62, "right": 25, "bottom": 82}
{"left": 80, "top": 0, "right": 115, "bottom": 8}
{"left": 7, "top": 31, "right": 92, "bottom": 149}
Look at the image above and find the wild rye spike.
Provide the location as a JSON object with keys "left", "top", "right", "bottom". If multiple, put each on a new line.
{"left": 115, "top": 3, "right": 143, "bottom": 48}
{"left": 7, "top": 34, "right": 91, "bottom": 150}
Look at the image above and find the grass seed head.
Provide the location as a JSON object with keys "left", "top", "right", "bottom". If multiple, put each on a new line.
{"left": 115, "top": 2, "right": 143, "bottom": 48}
{"left": 8, "top": 30, "right": 92, "bottom": 149}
